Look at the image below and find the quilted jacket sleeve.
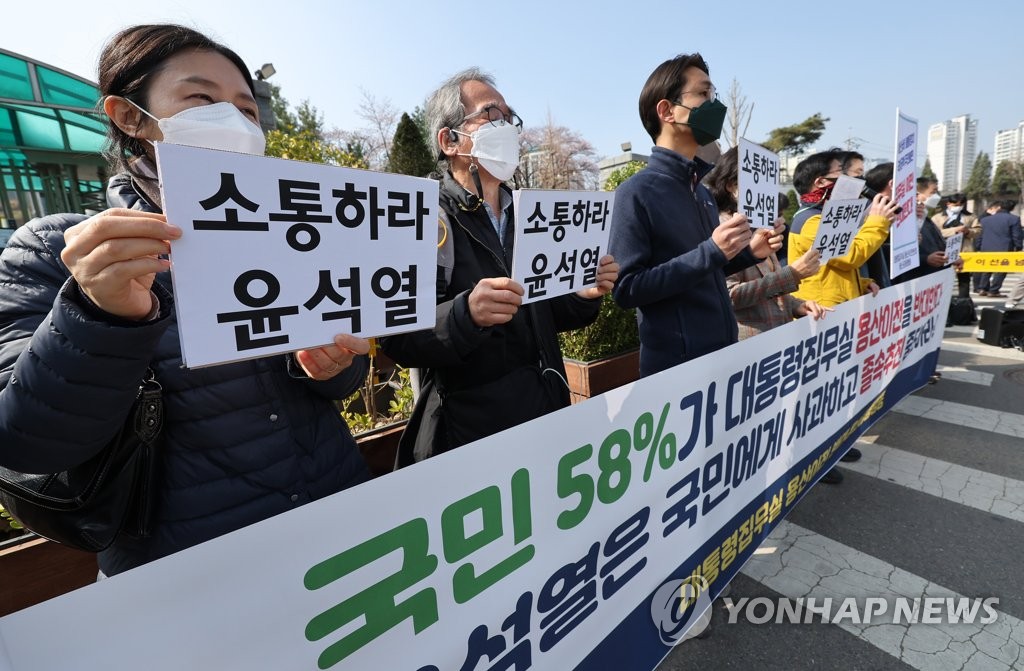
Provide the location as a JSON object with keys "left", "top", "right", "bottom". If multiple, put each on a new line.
{"left": 0, "top": 216, "right": 172, "bottom": 474}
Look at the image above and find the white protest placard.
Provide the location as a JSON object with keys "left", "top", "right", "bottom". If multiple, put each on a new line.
{"left": 155, "top": 143, "right": 439, "bottom": 368}
{"left": 945, "top": 231, "right": 964, "bottom": 265}
{"left": 510, "top": 189, "right": 614, "bottom": 304}
{"left": 890, "top": 109, "right": 921, "bottom": 277}
{"left": 0, "top": 271, "right": 953, "bottom": 671}
{"left": 811, "top": 198, "right": 869, "bottom": 264}
{"left": 737, "top": 138, "right": 780, "bottom": 228}
{"left": 832, "top": 175, "right": 866, "bottom": 201}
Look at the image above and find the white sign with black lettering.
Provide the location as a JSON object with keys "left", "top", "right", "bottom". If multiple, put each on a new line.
{"left": 510, "top": 189, "right": 614, "bottom": 304}
{"left": 737, "top": 138, "right": 780, "bottom": 228}
{"left": 812, "top": 198, "right": 869, "bottom": 264}
{"left": 891, "top": 109, "right": 921, "bottom": 277}
{"left": 944, "top": 232, "right": 963, "bottom": 265}
{"left": 156, "top": 143, "right": 438, "bottom": 368}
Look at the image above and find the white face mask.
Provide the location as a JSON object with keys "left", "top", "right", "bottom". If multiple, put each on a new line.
{"left": 947, "top": 205, "right": 963, "bottom": 216}
{"left": 455, "top": 121, "right": 521, "bottom": 181}
{"left": 922, "top": 193, "right": 941, "bottom": 209}
{"left": 129, "top": 100, "right": 266, "bottom": 156}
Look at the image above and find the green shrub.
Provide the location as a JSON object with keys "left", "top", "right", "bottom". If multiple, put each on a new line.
{"left": 603, "top": 160, "right": 646, "bottom": 191}
{"left": 1, "top": 503, "right": 24, "bottom": 532}
{"left": 340, "top": 364, "right": 413, "bottom": 434}
{"left": 558, "top": 294, "right": 639, "bottom": 362}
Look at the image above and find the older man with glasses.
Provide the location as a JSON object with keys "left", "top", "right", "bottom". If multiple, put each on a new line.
{"left": 381, "top": 68, "right": 619, "bottom": 465}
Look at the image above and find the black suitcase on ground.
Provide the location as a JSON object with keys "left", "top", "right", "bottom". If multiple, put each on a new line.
{"left": 947, "top": 296, "right": 977, "bottom": 325}
{"left": 977, "top": 307, "right": 1024, "bottom": 347}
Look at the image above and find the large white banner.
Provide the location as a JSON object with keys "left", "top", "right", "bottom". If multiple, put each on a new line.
{"left": 737, "top": 138, "right": 780, "bottom": 228}
{"left": 0, "top": 271, "right": 953, "bottom": 671}
{"left": 156, "top": 144, "right": 439, "bottom": 368}
{"left": 510, "top": 190, "right": 613, "bottom": 304}
{"left": 890, "top": 110, "right": 921, "bottom": 277}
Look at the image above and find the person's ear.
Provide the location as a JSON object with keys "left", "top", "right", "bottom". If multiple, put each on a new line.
{"left": 657, "top": 99, "right": 675, "bottom": 124}
{"left": 103, "top": 96, "right": 146, "bottom": 137}
{"left": 438, "top": 127, "right": 460, "bottom": 157}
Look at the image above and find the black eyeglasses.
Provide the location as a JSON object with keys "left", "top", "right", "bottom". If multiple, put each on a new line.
{"left": 463, "top": 105, "right": 524, "bottom": 131}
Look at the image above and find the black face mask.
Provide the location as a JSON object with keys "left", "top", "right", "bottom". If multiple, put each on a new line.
{"left": 674, "top": 98, "right": 728, "bottom": 146}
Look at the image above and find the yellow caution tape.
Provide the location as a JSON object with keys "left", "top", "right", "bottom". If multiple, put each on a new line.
{"left": 958, "top": 252, "right": 1024, "bottom": 272}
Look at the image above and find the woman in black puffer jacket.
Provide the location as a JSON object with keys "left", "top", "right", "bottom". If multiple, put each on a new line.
{"left": 0, "top": 24, "right": 370, "bottom": 576}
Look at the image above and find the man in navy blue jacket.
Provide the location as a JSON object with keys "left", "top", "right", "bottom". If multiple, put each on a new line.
{"left": 609, "top": 54, "right": 782, "bottom": 377}
{"left": 976, "top": 200, "right": 1023, "bottom": 296}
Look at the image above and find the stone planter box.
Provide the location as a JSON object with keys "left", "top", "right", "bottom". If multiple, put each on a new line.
{"left": 562, "top": 348, "right": 640, "bottom": 404}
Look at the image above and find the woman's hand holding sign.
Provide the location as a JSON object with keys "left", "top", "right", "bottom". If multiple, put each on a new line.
{"left": 62, "top": 209, "right": 182, "bottom": 320}
{"left": 296, "top": 334, "right": 371, "bottom": 381}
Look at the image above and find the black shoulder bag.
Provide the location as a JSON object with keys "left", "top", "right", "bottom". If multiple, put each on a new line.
{"left": 0, "top": 370, "right": 163, "bottom": 552}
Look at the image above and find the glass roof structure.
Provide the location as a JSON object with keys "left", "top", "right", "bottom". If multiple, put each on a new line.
{"left": 0, "top": 49, "right": 108, "bottom": 231}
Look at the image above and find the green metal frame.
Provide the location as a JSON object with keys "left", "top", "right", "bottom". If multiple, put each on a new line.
{"left": 0, "top": 48, "right": 107, "bottom": 230}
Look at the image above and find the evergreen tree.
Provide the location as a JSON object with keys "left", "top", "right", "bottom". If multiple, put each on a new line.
{"left": 411, "top": 105, "right": 431, "bottom": 149}
{"left": 387, "top": 112, "right": 435, "bottom": 177}
{"left": 264, "top": 82, "right": 363, "bottom": 168}
{"left": 345, "top": 140, "right": 367, "bottom": 165}
{"left": 268, "top": 83, "right": 297, "bottom": 131}
{"left": 965, "top": 152, "right": 992, "bottom": 205}
{"left": 920, "top": 157, "right": 936, "bottom": 181}
{"left": 991, "top": 160, "right": 1023, "bottom": 198}
{"left": 295, "top": 100, "right": 324, "bottom": 137}
{"left": 762, "top": 113, "right": 829, "bottom": 159}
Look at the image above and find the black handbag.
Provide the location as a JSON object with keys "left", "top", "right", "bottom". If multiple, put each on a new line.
{"left": 0, "top": 370, "right": 163, "bottom": 552}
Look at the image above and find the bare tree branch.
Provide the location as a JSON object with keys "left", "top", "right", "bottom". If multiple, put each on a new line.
{"left": 355, "top": 88, "right": 399, "bottom": 170}
{"left": 725, "top": 78, "right": 754, "bottom": 148}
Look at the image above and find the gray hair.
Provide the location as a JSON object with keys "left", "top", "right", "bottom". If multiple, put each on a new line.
{"left": 425, "top": 67, "right": 496, "bottom": 160}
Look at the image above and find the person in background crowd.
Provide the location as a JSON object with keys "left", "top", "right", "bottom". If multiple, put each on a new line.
{"left": 788, "top": 150, "right": 899, "bottom": 307}
{"left": 975, "top": 200, "right": 1023, "bottom": 297}
{"left": 1003, "top": 273, "right": 1024, "bottom": 310}
{"left": 381, "top": 68, "right": 618, "bottom": 465}
{"left": 704, "top": 146, "right": 829, "bottom": 340}
{"left": 0, "top": 24, "right": 372, "bottom": 577}
{"left": 864, "top": 165, "right": 962, "bottom": 283}
{"left": 609, "top": 53, "right": 782, "bottom": 378}
{"left": 932, "top": 192, "right": 980, "bottom": 297}
{"left": 917, "top": 176, "right": 941, "bottom": 222}
{"left": 839, "top": 149, "right": 865, "bottom": 178}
